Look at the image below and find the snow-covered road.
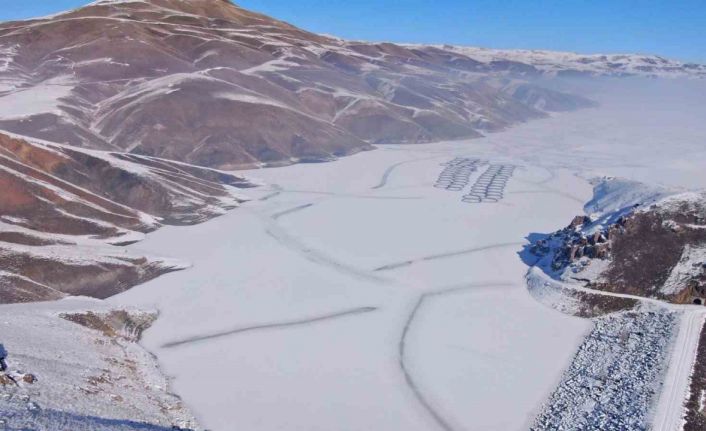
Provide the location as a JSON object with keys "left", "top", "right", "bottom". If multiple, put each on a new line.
{"left": 653, "top": 310, "right": 706, "bottom": 431}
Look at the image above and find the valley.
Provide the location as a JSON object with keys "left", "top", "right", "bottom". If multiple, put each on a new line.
{"left": 0, "top": 1, "right": 705, "bottom": 430}
{"left": 104, "top": 86, "right": 706, "bottom": 430}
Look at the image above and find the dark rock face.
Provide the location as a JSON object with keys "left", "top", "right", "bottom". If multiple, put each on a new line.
{"left": 535, "top": 196, "right": 706, "bottom": 303}
{"left": 0, "top": 373, "right": 14, "bottom": 386}
{"left": 534, "top": 215, "right": 617, "bottom": 272}
{"left": 0, "top": 0, "right": 594, "bottom": 169}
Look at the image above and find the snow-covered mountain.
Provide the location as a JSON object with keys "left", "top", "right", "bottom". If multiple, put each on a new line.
{"left": 0, "top": 1, "right": 701, "bottom": 170}
{"left": 0, "top": 0, "right": 601, "bottom": 169}
{"left": 433, "top": 46, "right": 706, "bottom": 79}
{"left": 3, "top": 1, "right": 698, "bottom": 169}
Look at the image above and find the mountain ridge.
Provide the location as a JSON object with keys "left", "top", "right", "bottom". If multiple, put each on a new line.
{"left": 0, "top": 0, "right": 598, "bottom": 169}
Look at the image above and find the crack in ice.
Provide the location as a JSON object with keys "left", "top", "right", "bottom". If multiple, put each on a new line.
{"left": 162, "top": 306, "right": 378, "bottom": 348}
{"left": 374, "top": 242, "right": 525, "bottom": 272}
{"left": 398, "top": 282, "right": 516, "bottom": 431}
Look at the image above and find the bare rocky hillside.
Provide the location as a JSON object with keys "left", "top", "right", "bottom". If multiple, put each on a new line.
{"left": 0, "top": 131, "right": 253, "bottom": 303}
{"left": 0, "top": 0, "right": 599, "bottom": 169}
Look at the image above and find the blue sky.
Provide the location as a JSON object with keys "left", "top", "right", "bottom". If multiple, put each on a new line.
{"left": 2, "top": 0, "right": 705, "bottom": 63}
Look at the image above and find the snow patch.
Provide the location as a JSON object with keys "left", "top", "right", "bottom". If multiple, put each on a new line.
{"left": 661, "top": 245, "right": 706, "bottom": 296}
{"left": 212, "top": 91, "right": 288, "bottom": 109}
{"left": 0, "top": 76, "right": 74, "bottom": 119}
{"left": 0, "top": 44, "right": 18, "bottom": 72}
{"left": 584, "top": 177, "right": 670, "bottom": 220}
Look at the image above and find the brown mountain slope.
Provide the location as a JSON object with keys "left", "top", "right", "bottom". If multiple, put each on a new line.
{"left": 0, "top": 131, "right": 253, "bottom": 303}
{"left": 0, "top": 0, "right": 593, "bottom": 169}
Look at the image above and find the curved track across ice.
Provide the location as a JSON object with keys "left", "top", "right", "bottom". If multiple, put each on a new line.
{"left": 162, "top": 306, "right": 378, "bottom": 348}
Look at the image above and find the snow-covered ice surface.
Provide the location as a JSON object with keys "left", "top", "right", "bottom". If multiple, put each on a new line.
{"left": 106, "top": 81, "right": 706, "bottom": 430}
{"left": 490, "top": 79, "right": 706, "bottom": 191}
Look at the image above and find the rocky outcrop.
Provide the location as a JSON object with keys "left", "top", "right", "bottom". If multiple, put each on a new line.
{"left": 0, "top": 0, "right": 595, "bottom": 169}
{"left": 60, "top": 310, "right": 157, "bottom": 342}
{"left": 531, "top": 192, "right": 706, "bottom": 303}
{"left": 530, "top": 215, "right": 617, "bottom": 272}
{"left": 0, "top": 301, "right": 199, "bottom": 430}
{"left": 550, "top": 217, "right": 617, "bottom": 270}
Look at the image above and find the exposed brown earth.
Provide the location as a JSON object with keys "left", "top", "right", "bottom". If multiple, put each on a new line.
{"left": 0, "top": 272, "right": 67, "bottom": 304}
{"left": 0, "top": 133, "right": 252, "bottom": 229}
{"left": 0, "top": 0, "right": 594, "bottom": 169}
{"left": 0, "top": 249, "right": 179, "bottom": 299}
{"left": 602, "top": 212, "right": 706, "bottom": 300}
{"left": 0, "top": 132, "right": 253, "bottom": 304}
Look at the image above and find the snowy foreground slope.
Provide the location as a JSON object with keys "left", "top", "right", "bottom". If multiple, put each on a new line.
{"left": 103, "top": 83, "right": 706, "bottom": 431}
{"left": 0, "top": 298, "right": 198, "bottom": 430}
